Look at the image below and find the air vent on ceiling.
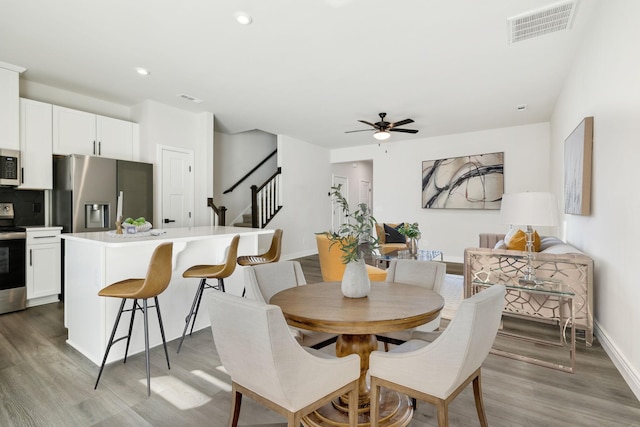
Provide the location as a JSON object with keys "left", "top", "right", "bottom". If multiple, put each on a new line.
{"left": 507, "top": 0, "right": 578, "bottom": 44}
{"left": 177, "top": 93, "right": 203, "bottom": 103}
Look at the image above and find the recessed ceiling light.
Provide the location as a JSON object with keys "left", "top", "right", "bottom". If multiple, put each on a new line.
{"left": 234, "top": 11, "right": 252, "bottom": 25}
{"left": 135, "top": 67, "right": 150, "bottom": 76}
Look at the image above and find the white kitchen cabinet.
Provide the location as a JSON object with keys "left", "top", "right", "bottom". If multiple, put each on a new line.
{"left": 53, "top": 105, "right": 138, "bottom": 160}
{"left": 19, "top": 98, "right": 53, "bottom": 189}
{"left": 0, "top": 67, "right": 20, "bottom": 150}
{"left": 26, "top": 228, "right": 61, "bottom": 307}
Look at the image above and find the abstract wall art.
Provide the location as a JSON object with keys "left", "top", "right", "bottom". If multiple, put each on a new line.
{"left": 564, "top": 117, "right": 593, "bottom": 215}
{"left": 422, "top": 152, "right": 504, "bottom": 209}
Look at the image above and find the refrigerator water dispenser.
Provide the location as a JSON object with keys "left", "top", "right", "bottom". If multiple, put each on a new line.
{"left": 85, "top": 204, "right": 109, "bottom": 229}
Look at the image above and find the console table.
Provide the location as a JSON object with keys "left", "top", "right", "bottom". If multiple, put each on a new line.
{"left": 471, "top": 278, "right": 576, "bottom": 373}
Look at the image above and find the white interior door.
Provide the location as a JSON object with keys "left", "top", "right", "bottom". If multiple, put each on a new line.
{"left": 332, "top": 175, "right": 349, "bottom": 232}
{"left": 161, "top": 147, "right": 193, "bottom": 228}
{"left": 359, "top": 179, "right": 372, "bottom": 211}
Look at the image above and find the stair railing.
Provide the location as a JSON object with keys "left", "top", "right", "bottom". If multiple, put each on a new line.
{"left": 207, "top": 198, "right": 227, "bottom": 226}
{"left": 251, "top": 167, "right": 282, "bottom": 228}
{"left": 223, "top": 149, "right": 277, "bottom": 194}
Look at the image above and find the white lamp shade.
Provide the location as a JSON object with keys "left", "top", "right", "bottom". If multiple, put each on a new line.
{"left": 500, "top": 192, "right": 559, "bottom": 227}
{"left": 373, "top": 130, "right": 390, "bottom": 141}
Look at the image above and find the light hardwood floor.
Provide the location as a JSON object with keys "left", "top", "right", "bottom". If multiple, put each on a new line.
{"left": 0, "top": 255, "right": 639, "bottom": 426}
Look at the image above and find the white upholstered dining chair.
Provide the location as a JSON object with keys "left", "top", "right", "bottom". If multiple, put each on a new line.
{"left": 244, "top": 260, "right": 338, "bottom": 349}
{"left": 377, "top": 259, "right": 447, "bottom": 348}
{"left": 206, "top": 291, "right": 360, "bottom": 427}
{"left": 369, "top": 284, "right": 506, "bottom": 427}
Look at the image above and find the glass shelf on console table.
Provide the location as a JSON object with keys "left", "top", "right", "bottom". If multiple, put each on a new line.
{"left": 375, "top": 249, "right": 443, "bottom": 268}
{"left": 472, "top": 278, "right": 576, "bottom": 373}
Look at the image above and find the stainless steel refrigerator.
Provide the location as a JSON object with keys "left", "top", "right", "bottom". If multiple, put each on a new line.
{"left": 52, "top": 155, "right": 153, "bottom": 233}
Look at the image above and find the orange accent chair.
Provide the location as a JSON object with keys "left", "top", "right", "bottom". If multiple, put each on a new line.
{"left": 315, "top": 233, "right": 387, "bottom": 282}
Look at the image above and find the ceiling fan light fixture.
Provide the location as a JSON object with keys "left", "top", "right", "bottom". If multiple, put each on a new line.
{"left": 373, "top": 130, "right": 390, "bottom": 141}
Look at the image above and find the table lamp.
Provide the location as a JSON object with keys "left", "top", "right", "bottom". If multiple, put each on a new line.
{"left": 500, "top": 192, "right": 559, "bottom": 285}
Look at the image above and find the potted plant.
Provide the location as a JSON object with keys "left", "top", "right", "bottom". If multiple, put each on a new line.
{"left": 323, "top": 184, "right": 379, "bottom": 298}
{"left": 398, "top": 222, "right": 421, "bottom": 257}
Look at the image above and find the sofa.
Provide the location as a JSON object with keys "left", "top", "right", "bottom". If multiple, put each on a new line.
{"left": 374, "top": 223, "right": 409, "bottom": 255}
{"left": 464, "top": 233, "right": 594, "bottom": 346}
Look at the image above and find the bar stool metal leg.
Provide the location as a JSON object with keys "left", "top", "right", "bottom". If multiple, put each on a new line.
{"left": 95, "top": 298, "right": 127, "bottom": 390}
{"left": 177, "top": 278, "right": 225, "bottom": 353}
{"left": 143, "top": 299, "right": 151, "bottom": 396}
{"left": 154, "top": 296, "right": 170, "bottom": 369}
{"left": 123, "top": 299, "right": 138, "bottom": 363}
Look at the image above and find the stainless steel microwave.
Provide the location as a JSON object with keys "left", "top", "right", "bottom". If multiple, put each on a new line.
{"left": 0, "top": 149, "right": 20, "bottom": 186}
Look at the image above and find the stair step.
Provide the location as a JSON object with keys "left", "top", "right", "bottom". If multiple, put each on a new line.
{"left": 233, "top": 222, "right": 252, "bottom": 228}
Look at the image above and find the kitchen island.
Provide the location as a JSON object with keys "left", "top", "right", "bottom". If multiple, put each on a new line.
{"left": 61, "top": 226, "right": 273, "bottom": 365}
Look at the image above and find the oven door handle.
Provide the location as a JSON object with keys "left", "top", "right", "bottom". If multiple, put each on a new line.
{"left": 0, "top": 232, "right": 26, "bottom": 240}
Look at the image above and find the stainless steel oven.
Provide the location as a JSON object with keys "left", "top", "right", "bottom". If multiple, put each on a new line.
{"left": 0, "top": 203, "right": 26, "bottom": 314}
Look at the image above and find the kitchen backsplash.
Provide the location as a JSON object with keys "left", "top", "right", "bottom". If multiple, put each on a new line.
{"left": 0, "top": 188, "right": 45, "bottom": 226}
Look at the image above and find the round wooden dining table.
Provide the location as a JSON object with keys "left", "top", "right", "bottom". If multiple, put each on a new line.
{"left": 270, "top": 281, "right": 444, "bottom": 427}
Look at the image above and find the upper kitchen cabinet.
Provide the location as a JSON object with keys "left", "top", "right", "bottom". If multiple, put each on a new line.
{"left": 0, "top": 65, "right": 22, "bottom": 150}
{"left": 19, "top": 98, "right": 53, "bottom": 189}
{"left": 53, "top": 105, "right": 139, "bottom": 161}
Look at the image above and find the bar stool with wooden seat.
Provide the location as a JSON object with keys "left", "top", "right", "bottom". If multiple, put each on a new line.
{"left": 236, "top": 229, "right": 283, "bottom": 296}
{"left": 94, "top": 242, "right": 173, "bottom": 396}
{"left": 177, "top": 234, "right": 240, "bottom": 353}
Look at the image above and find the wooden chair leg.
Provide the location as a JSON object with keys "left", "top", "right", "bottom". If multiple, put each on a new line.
{"left": 229, "top": 386, "right": 242, "bottom": 427}
{"left": 436, "top": 400, "right": 449, "bottom": 427}
{"left": 473, "top": 373, "right": 488, "bottom": 427}
{"left": 370, "top": 378, "right": 380, "bottom": 427}
{"left": 348, "top": 380, "right": 358, "bottom": 427}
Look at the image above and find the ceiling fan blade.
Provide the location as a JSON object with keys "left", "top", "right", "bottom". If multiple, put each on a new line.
{"left": 389, "top": 128, "right": 419, "bottom": 134}
{"left": 344, "top": 129, "right": 373, "bottom": 133}
{"left": 358, "top": 120, "right": 379, "bottom": 129}
{"left": 390, "top": 118, "right": 414, "bottom": 128}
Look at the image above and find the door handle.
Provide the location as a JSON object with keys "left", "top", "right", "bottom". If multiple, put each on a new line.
{"left": 164, "top": 218, "right": 176, "bottom": 224}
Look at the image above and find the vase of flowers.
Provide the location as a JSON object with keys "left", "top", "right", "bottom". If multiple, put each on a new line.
{"left": 398, "top": 222, "right": 421, "bottom": 258}
{"left": 324, "top": 184, "right": 379, "bottom": 298}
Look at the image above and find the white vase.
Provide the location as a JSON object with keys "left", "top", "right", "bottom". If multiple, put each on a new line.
{"left": 341, "top": 258, "right": 371, "bottom": 298}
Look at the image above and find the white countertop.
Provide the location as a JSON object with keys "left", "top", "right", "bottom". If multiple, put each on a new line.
{"left": 60, "top": 225, "right": 272, "bottom": 247}
{"left": 25, "top": 226, "right": 63, "bottom": 232}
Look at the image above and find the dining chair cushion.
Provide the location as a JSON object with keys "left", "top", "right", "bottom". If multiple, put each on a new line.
{"left": 244, "top": 261, "right": 338, "bottom": 349}
{"left": 206, "top": 291, "right": 360, "bottom": 412}
{"left": 369, "top": 284, "right": 505, "bottom": 399}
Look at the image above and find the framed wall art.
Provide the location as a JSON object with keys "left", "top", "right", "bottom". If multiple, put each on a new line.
{"left": 564, "top": 116, "right": 594, "bottom": 215}
{"left": 422, "top": 152, "right": 504, "bottom": 209}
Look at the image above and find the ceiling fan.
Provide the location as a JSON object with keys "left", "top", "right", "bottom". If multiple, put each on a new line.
{"left": 345, "top": 112, "right": 419, "bottom": 140}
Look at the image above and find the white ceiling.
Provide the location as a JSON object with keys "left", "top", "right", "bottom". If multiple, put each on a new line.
{"left": 0, "top": 0, "right": 596, "bottom": 149}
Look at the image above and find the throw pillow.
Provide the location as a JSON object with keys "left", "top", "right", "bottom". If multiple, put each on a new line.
{"left": 384, "top": 223, "right": 406, "bottom": 243}
{"left": 493, "top": 240, "right": 507, "bottom": 250}
{"left": 506, "top": 229, "right": 541, "bottom": 251}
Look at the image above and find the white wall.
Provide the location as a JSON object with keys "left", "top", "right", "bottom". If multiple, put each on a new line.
{"left": 213, "top": 130, "right": 277, "bottom": 224}
{"left": 131, "top": 100, "right": 213, "bottom": 227}
{"left": 331, "top": 123, "right": 551, "bottom": 262}
{"left": 20, "top": 80, "right": 131, "bottom": 121}
{"left": 549, "top": 0, "right": 640, "bottom": 398}
{"left": 267, "top": 135, "right": 331, "bottom": 259}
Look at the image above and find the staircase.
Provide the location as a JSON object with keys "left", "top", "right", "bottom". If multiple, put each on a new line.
{"left": 234, "top": 213, "right": 253, "bottom": 228}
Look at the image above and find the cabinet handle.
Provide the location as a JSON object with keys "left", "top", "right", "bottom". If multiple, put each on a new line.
{"left": 21, "top": 167, "right": 24, "bottom": 184}
{"left": 30, "top": 249, "right": 32, "bottom": 266}
{"left": 93, "top": 141, "right": 96, "bottom": 155}
{"left": 98, "top": 141, "right": 101, "bottom": 156}
{"left": 33, "top": 235, "right": 56, "bottom": 239}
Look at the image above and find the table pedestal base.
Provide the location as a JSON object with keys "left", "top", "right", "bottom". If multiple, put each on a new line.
{"left": 302, "top": 388, "right": 412, "bottom": 427}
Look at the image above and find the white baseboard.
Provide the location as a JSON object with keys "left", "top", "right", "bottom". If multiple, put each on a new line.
{"left": 595, "top": 320, "right": 640, "bottom": 401}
